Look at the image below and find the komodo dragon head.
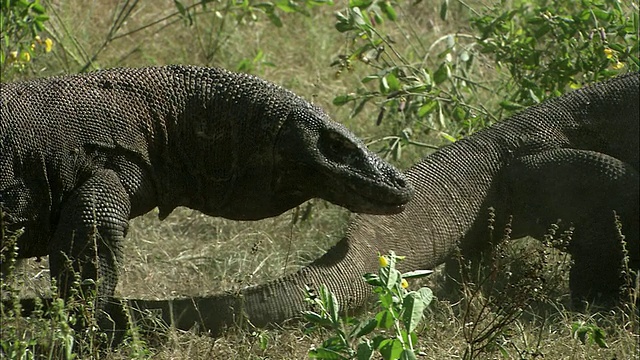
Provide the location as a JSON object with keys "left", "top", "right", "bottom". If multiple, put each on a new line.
{"left": 270, "top": 103, "right": 414, "bottom": 216}
{"left": 161, "top": 66, "right": 413, "bottom": 220}
{"left": 199, "top": 101, "right": 414, "bottom": 220}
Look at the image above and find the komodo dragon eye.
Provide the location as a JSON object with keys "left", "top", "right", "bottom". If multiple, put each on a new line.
{"left": 319, "top": 130, "right": 359, "bottom": 165}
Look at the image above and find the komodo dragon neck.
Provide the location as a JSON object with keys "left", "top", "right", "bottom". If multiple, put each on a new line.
{"left": 134, "top": 65, "right": 304, "bottom": 219}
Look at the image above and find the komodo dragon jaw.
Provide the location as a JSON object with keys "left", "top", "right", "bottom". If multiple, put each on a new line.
{"left": 271, "top": 104, "right": 414, "bottom": 215}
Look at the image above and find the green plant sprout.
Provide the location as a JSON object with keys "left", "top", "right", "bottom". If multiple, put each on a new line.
{"left": 303, "top": 251, "right": 433, "bottom": 360}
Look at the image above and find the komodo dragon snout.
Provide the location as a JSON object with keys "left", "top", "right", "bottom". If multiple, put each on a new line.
{"left": 272, "top": 105, "right": 414, "bottom": 215}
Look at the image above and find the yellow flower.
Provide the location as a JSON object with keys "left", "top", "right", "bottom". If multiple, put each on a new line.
{"left": 379, "top": 255, "right": 389, "bottom": 268}
{"left": 35, "top": 35, "right": 42, "bottom": 43}
{"left": 9, "top": 51, "right": 18, "bottom": 60}
{"left": 603, "top": 47, "right": 614, "bottom": 59}
{"left": 21, "top": 51, "right": 31, "bottom": 62}
{"left": 401, "top": 279, "right": 409, "bottom": 288}
{"left": 612, "top": 62, "right": 625, "bottom": 70}
{"left": 30, "top": 43, "right": 36, "bottom": 51}
{"left": 44, "top": 38, "right": 53, "bottom": 53}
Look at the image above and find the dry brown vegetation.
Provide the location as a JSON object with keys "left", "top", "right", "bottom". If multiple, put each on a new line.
{"left": 2, "top": 0, "right": 639, "bottom": 359}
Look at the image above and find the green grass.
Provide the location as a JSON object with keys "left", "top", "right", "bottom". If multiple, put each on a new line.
{"left": 2, "top": 0, "right": 639, "bottom": 359}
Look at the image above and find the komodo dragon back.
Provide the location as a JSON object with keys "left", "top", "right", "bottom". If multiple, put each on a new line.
{"left": 124, "top": 72, "right": 639, "bottom": 335}
{"left": 0, "top": 65, "right": 413, "bottom": 338}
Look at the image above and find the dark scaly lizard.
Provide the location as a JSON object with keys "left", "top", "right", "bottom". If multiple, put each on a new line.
{"left": 0, "top": 65, "right": 413, "bottom": 332}
{"left": 123, "top": 72, "right": 639, "bottom": 336}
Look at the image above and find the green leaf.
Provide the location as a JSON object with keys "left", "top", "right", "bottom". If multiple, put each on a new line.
{"left": 333, "top": 94, "right": 356, "bottom": 105}
{"left": 433, "top": 63, "right": 450, "bottom": 85}
{"left": 402, "top": 292, "right": 426, "bottom": 333}
{"left": 381, "top": 267, "right": 400, "bottom": 289}
{"left": 380, "top": 76, "right": 389, "bottom": 93}
{"left": 499, "top": 100, "right": 525, "bottom": 111}
{"left": 399, "top": 349, "right": 418, "bottom": 360}
{"left": 371, "top": 335, "right": 386, "bottom": 350}
{"left": 34, "top": 18, "right": 45, "bottom": 31}
{"left": 356, "top": 340, "right": 374, "bottom": 360}
{"left": 302, "top": 311, "right": 333, "bottom": 328}
{"left": 401, "top": 269, "right": 433, "bottom": 279}
{"left": 335, "top": 11, "right": 350, "bottom": 23}
{"left": 335, "top": 10, "right": 356, "bottom": 32}
{"left": 572, "top": 323, "right": 609, "bottom": 349}
{"left": 351, "top": 7, "right": 368, "bottom": 27}
{"left": 416, "top": 287, "right": 433, "bottom": 306}
{"left": 275, "top": 0, "right": 298, "bottom": 13}
{"left": 322, "top": 335, "right": 349, "bottom": 350}
{"left": 362, "top": 74, "right": 380, "bottom": 83}
{"left": 592, "top": 8, "right": 611, "bottom": 21}
{"left": 578, "top": 9, "right": 591, "bottom": 21}
{"left": 377, "top": 291, "right": 394, "bottom": 308}
{"left": 440, "top": 132, "right": 457, "bottom": 143}
{"left": 34, "top": 14, "right": 49, "bottom": 22}
{"left": 452, "top": 106, "right": 466, "bottom": 121}
{"left": 363, "top": 273, "right": 383, "bottom": 286}
{"left": 592, "top": 327, "right": 609, "bottom": 349}
{"left": 320, "top": 286, "right": 340, "bottom": 323}
{"left": 267, "top": 11, "right": 283, "bottom": 27}
{"left": 174, "top": 0, "right": 187, "bottom": 16}
{"left": 351, "top": 318, "right": 378, "bottom": 338}
{"left": 372, "top": 10, "right": 384, "bottom": 25}
{"left": 349, "top": 0, "right": 373, "bottom": 7}
{"left": 417, "top": 100, "right": 438, "bottom": 117}
{"left": 173, "top": 0, "right": 193, "bottom": 25}
{"left": 380, "top": 1, "right": 397, "bottom": 21}
{"left": 30, "top": 2, "right": 45, "bottom": 14}
{"left": 403, "top": 83, "right": 429, "bottom": 93}
{"left": 378, "top": 338, "right": 403, "bottom": 360}
{"left": 257, "top": 331, "right": 269, "bottom": 350}
{"left": 439, "top": 0, "right": 448, "bottom": 21}
{"left": 375, "top": 309, "right": 394, "bottom": 329}
{"left": 352, "top": 97, "right": 371, "bottom": 117}
{"left": 608, "top": 43, "right": 625, "bottom": 52}
{"left": 385, "top": 72, "right": 401, "bottom": 92}
{"left": 398, "top": 329, "right": 417, "bottom": 346}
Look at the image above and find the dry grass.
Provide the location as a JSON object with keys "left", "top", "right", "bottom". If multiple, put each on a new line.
{"left": 3, "top": 0, "right": 639, "bottom": 359}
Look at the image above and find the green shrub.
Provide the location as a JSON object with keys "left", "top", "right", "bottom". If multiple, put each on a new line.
{"left": 304, "top": 251, "right": 433, "bottom": 360}
{"left": 331, "top": 0, "right": 638, "bottom": 159}
{"left": 1, "top": 0, "right": 53, "bottom": 75}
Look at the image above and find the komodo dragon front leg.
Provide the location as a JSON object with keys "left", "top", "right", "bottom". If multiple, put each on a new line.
{"left": 503, "top": 148, "right": 639, "bottom": 306}
{"left": 49, "top": 169, "right": 131, "bottom": 328}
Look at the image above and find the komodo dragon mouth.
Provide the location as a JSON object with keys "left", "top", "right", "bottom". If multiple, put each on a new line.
{"left": 319, "top": 168, "right": 413, "bottom": 215}
{"left": 312, "top": 127, "right": 414, "bottom": 214}
{"left": 348, "top": 192, "right": 410, "bottom": 214}
{"left": 303, "top": 131, "right": 414, "bottom": 215}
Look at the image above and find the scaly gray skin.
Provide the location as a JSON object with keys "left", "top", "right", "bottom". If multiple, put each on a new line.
{"left": 124, "top": 72, "right": 639, "bottom": 336}
{"left": 0, "top": 65, "right": 413, "bottom": 330}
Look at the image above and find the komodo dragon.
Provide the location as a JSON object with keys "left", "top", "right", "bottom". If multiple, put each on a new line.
{"left": 0, "top": 65, "right": 413, "bottom": 330}
{"left": 123, "top": 72, "right": 639, "bottom": 336}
